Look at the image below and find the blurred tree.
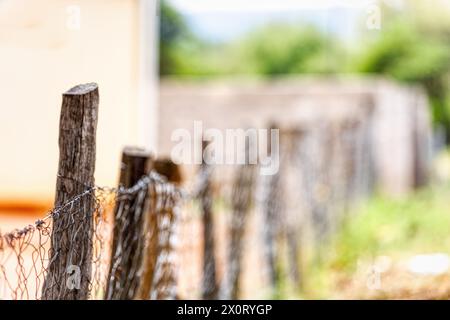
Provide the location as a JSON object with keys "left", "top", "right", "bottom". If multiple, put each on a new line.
{"left": 230, "top": 23, "right": 341, "bottom": 76}
{"left": 159, "top": 0, "right": 187, "bottom": 75}
{"left": 159, "top": 0, "right": 450, "bottom": 140}
{"left": 159, "top": 0, "right": 223, "bottom": 76}
{"left": 355, "top": 2, "right": 450, "bottom": 141}
{"left": 159, "top": 2, "right": 338, "bottom": 77}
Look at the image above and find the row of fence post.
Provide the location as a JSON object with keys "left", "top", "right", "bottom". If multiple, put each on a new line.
{"left": 105, "top": 147, "right": 153, "bottom": 299}
{"left": 38, "top": 82, "right": 373, "bottom": 300}
{"left": 196, "top": 136, "right": 257, "bottom": 300}
{"left": 41, "top": 84, "right": 180, "bottom": 300}
{"left": 194, "top": 115, "right": 374, "bottom": 299}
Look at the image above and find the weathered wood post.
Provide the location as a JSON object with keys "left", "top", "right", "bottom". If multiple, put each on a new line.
{"left": 282, "top": 128, "right": 305, "bottom": 292}
{"left": 149, "top": 158, "right": 182, "bottom": 300}
{"left": 136, "top": 158, "right": 182, "bottom": 300}
{"left": 197, "top": 139, "right": 218, "bottom": 299}
{"left": 42, "top": 83, "right": 99, "bottom": 300}
{"left": 260, "top": 123, "right": 283, "bottom": 296}
{"left": 153, "top": 158, "right": 183, "bottom": 185}
{"left": 221, "top": 135, "right": 257, "bottom": 299}
{"left": 105, "top": 147, "right": 152, "bottom": 300}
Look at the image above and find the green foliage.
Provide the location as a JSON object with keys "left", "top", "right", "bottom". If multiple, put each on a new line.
{"left": 160, "top": 0, "right": 184, "bottom": 75}
{"left": 160, "top": 0, "right": 210, "bottom": 76}
{"left": 159, "top": 3, "right": 339, "bottom": 77}
{"left": 232, "top": 23, "right": 340, "bottom": 76}
{"left": 160, "top": 1, "right": 186, "bottom": 44}
{"left": 356, "top": 21, "right": 450, "bottom": 82}
{"left": 159, "top": 1, "right": 450, "bottom": 135}
{"left": 303, "top": 183, "right": 450, "bottom": 298}
{"left": 331, "top": 186, "right": 450, "bottom": 272}
{"left": 160, "top": 1, "right": 226, "bottom": 76}
{"left": 391, "top": 41, "right": 450, "bottom": 83}
{"left": 354, "top": 17, "right": 450, "bottom": 137}
{"left": 356, "top": 23, "right": 416, "bottom": 76}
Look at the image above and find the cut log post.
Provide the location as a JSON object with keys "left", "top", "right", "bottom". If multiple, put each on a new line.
{"left": 149, "top": 159, "right": 181, "bottom": 300}
{"left": 153, "top": 158, "right": 183, "bottom": 185}
{"left": 197, "top": 140, "right": 218, "bottom": 300}
{"left": 136, "top": 158, "right": 182, "bottom": 300}
{"left": 282, "top": 128, "right": 306, "bottom": 292}
{"left": 105, "top": 147, "right": 152, "bottom": 300}
{"left": 260, "top": 123, "right": 283, "bottom": 296}
{"left": 41, "top": 83, "right": 99, "bottom": 300}
{"left": 221, "top": 136, "right": 257, "bottom": 299}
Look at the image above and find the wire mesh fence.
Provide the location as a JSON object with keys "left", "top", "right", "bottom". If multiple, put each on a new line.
{"left": 0, "top": 172, "right": 182, "bottom": 300}
{"left": 0, "top": 117, "right": 374, "bottom": 300}
{"left": 0, "top": 80, "right": 376, "bottom": 300}
{"left": 173, "top": 115, "right": 375, "bottom": 299}
{"left": 0, "top": 80, "right": 404, "bottom": 300}
{"left": 0, "top": 187, "right": 111, "bottom": 300}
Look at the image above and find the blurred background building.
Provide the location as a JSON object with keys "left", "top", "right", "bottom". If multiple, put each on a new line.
{"left": 159, "top": 78, "right": 432, "bottom": 197}
{"left": 0, "top": 0, "right": 158, "bottom": 205}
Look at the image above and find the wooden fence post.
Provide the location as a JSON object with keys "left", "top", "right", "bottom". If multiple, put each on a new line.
{"left": 153, "top": 158, "right": 183, "bottom": 185}
{"left": 105, "top": 147, "right": 152, "bottom": 300}
{"left": 136, "top": 158, "right": 182, "bottom": 300}
{"left": 149, "top": 158, "right": 181, "bottom": 300}
{"left": 260, "top": 123, "right": 283, "bottom": 296}
{"left": 282, "top": 128, "right": 305, "bottom": 292}
{"left": 197, "top": 140, "right": 218, "bottom": 299}
{"left": 41, "top": 83, "right": 99, "bottom": 300}
{"left": 221, "top": 136, "right": 257, "bottom": 299}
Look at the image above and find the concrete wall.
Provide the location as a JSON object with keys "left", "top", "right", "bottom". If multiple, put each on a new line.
{"left": 159, "top": 78, "right": 432, "bottom": 197}
{"left": 0, "top": 0, "right": 157, "bottom": 203}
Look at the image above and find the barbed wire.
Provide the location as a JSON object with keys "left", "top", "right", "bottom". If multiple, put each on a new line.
{"left": 0, "top": 171, "right": 183, "bottom": 300}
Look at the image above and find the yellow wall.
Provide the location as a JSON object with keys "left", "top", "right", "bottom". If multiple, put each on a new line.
{"left": 0, "top": 0, "right": 154, "bottom": 203}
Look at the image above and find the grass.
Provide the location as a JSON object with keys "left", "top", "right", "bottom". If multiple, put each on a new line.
{"left": 335, "top": 187, "right": 450, "bottom": 268}
{"left": 301, "top": 184, "right": 450, "bottom": 299}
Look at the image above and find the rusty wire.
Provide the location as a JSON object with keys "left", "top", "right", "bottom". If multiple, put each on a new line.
{"left": 0, "top": 171, "right": 182, "bottom": 300}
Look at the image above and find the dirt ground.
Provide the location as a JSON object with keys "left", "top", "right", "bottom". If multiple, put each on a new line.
{"left": 332, "top": 259, "right": 450, "bottom": 300}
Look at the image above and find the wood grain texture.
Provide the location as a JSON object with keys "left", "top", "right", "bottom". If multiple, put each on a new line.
{"left": 106, "top": 147, "right": 152, "bottom": 300}
{"left": 42, "top": 83, "right": 99, "bottom": 300}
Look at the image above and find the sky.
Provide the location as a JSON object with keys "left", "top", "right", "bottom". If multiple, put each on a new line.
{"left": 168, "top": 0, "right": 377, "bottom": 14}
{"left": 166, "top": 0, "right": 382, "bottom": 42}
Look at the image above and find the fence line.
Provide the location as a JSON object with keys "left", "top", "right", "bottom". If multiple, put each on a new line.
{"left": 0, "top": 171, "right": 183, "bottom": 300}
{"left": 196, "top": 139, "right": 218, "bottom": 299}
{"left": 220, "top": 137, "right": 257, "bottom": 300}
{"left": 0, "top": 82, "right": 384, "bottom": 300}
{"left": 0, "top": 121, "right": 377, "bottom": 300}
{"left": 0, "top": 83, "right": 185, "bottom": 301}
{"left": 106, "top": 147, "right": 152, "bottom": 300}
